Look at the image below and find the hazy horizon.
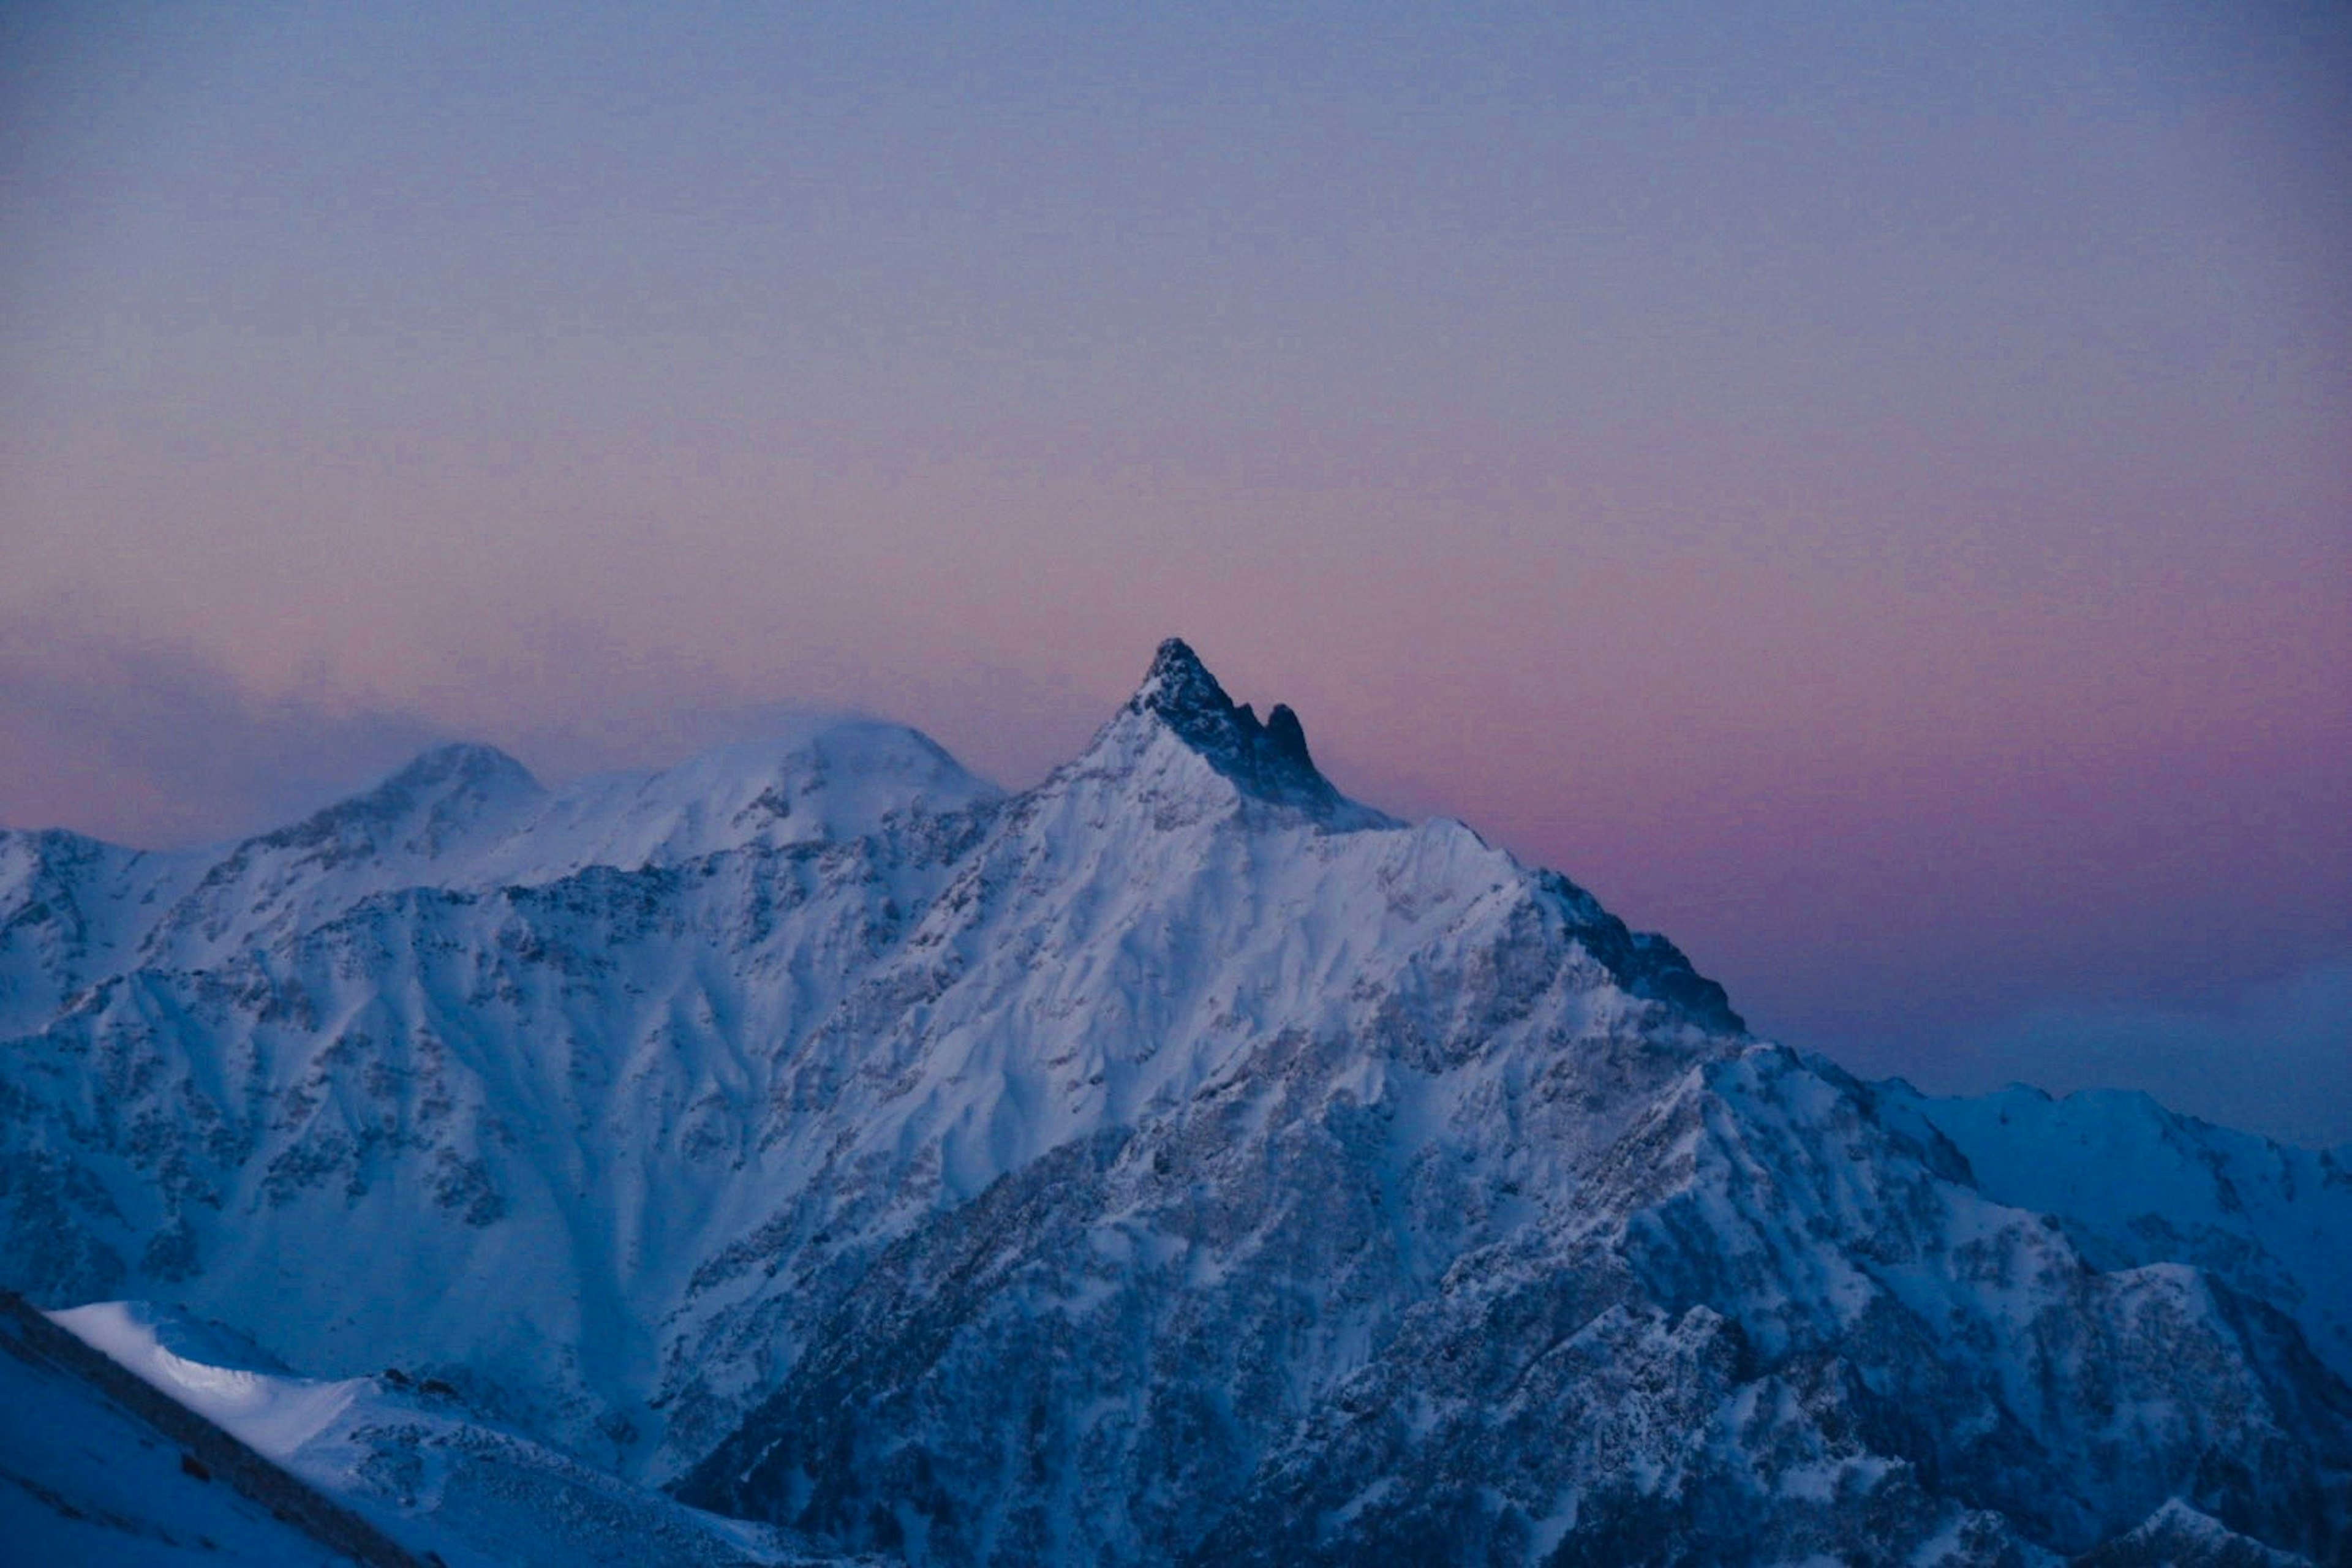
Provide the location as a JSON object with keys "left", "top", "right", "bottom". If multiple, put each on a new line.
{"left": 4, "top": 2, "right": 2347, "bottom": 1142}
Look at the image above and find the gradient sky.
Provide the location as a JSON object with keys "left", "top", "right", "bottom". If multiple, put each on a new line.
{"left": 4, "top": 2, "right": 2348, "bottom": 1141}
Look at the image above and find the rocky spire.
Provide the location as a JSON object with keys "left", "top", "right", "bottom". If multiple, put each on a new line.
{"left": 1126, "top": 639, "right": 1237, "bottom": 733}
{"left": 1121, "top": 638, "right": 1336, "bottom": 809}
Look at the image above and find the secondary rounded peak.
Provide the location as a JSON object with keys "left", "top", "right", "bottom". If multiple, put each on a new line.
{"left": 685, "top": 712, "right": 978, "bottom": 777}
{"left": 287, "top": 741, "right": 542, "bottom": 834}
{"left": 241, "top": 740, "right": 546, "bottom": 861}
{"left": 636, "top": 715, "right": 999, "bottom": 815}
{"left": 381, "top": 741, "right": 541, "bottom": 796}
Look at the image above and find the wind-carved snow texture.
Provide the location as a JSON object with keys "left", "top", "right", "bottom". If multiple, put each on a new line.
{"left": 2, "top": 638, "right": 2347, "bottom": 1566}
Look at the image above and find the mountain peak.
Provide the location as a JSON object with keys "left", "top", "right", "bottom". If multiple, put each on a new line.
{"left": 1119, "top": 638, "right": 1337, "bottom": 810}
{"left": 258, "top": 742, "right": 542, "bottom": 858}
{"left": 1129, "top": 638, "right": 1227, "bottom": 722}
{"left": 383, "top": 742, "right": 539, "bottom": 797}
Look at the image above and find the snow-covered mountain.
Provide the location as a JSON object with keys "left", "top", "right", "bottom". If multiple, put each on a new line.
{"left": 2, "top": 639, "right": 2346, "bottom": 1564}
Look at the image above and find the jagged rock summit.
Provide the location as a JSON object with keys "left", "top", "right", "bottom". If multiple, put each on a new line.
{"left": 1126, "top": 636, "right": 1330, "bottom": 803}
{"left": 2, "top": 639, "right": 2348, "bottom": 1566}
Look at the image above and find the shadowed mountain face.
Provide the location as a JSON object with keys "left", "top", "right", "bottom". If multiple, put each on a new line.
{"left": 1, "top": 641, "right": 2346, "bottom": 1566}
{"left": 1125, "top": 637, "right": 1335, "bottom": 809}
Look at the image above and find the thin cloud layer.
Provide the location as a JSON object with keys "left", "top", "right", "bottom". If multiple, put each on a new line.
{"left": 0, "top": 611, "right": 1101, "bottom": 847}
{"left": 0, "top": 610, "right": 447, "bottom": 846}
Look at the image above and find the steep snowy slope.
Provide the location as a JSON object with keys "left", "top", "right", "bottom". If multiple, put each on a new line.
{"left": 50, "top": 1300, "right": 850, "bottom": 1568}
{"left": 2, "top": 638, "right": 2346, "bottom": 1565}
{"left": 0, "top": 827, "right": 211, "bottom": 1036}
{"left": 0, "top": 793, "right": 997, "bottom": 1452}
{"left": 0, "top": 1291, "right": 425, "bottom": 1567}
{"left": 680, "top": 1028, "right": 2351, "bottom": 1565}
{"left": 1177, "top": 1046, "right": 2351, "bottom": 1565}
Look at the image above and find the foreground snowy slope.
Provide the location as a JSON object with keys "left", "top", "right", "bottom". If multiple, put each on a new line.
{"left": 2, "top": 639, "right": 2348, "bottom": 1564}
{"left": 47, "top": 1300, "right": 850, "bottom": 1568}
{"left": 0, "top": 1291, "right": 425, "bottom": 1567}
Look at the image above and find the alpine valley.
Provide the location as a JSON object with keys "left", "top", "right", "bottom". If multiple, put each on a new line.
{"left": 3, "top": 640, "right": 2347, "bottom": 1566}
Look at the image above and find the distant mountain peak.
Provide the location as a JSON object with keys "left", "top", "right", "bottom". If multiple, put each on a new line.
{"left": 380, "top": 741, "right": 540, "bottom": 797}
{"left": 256, "top": 741, "right": 542, "bottom": 861}
{"left": 323, "top": 740, "right": 543, "bottom": 831}
{"left": 1121, "top": 637, "right": 1336, "bottom": 809}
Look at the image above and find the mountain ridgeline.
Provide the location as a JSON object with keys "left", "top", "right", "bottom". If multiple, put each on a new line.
{"left": 1, "top": 640, "right": 2346, "bottom": 1566}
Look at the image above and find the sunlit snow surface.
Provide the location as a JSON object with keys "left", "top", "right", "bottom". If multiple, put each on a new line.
{"left": 0, "top": 1300, "right": 357, "bottom": 1567}
{"left": 44, "top": 1300, "right": 848, "bottom": 1567}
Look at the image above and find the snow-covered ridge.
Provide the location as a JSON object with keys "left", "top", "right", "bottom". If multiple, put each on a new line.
{"left": 0, "top": 713, "right": 998, "bottom": 1020}
{"left": 2, "top": 639, "right": 2346, "bottom": 1565}
{"left": 0, "top": 1289, "right": 432, "bottom": 1567}
{"left": 36, "top": 1300, "right": 847, "bottom": 1566}
{"left": 1874, "top": 1079, "right": 2352, "bottom": 1387}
